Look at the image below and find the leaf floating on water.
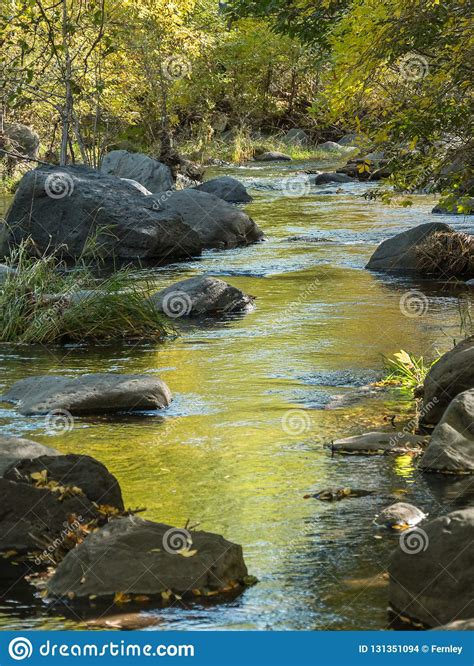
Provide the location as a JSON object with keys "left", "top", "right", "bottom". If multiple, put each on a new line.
{"left": 1, "top": 550, "right": 18, "bottom": 559}
{"left": 133, "top": 595, "right": 151, "bottom": 602}
{"left": 114, "top": 591, "right": 132, "bottom": 605}
{"left": 161, "top": 589, "right": 173, "bottom": 601}
{"left": 148, "top": 548, "right": 161, "bottom": 554}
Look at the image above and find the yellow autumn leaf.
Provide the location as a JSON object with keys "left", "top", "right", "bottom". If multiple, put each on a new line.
{"left": 177, "top": 549, "right": 197, "bottom": 558}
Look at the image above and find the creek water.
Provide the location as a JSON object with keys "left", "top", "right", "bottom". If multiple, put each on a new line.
{"left": 0, "top": 160, "right": 472, "bottom": 630}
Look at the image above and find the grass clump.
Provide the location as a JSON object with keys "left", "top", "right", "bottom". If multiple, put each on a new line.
{"left": 416, "top": 231, "right": 474, "bottom": 277}
{"left": 381, "top": 350, "right": 437, "bottom": 393}
{"left": 0, "top": 242, "right": 171, "bottom": 345}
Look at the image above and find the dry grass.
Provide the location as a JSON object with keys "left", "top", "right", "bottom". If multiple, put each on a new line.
{"left": 416, "top": 231, "right": 474, "bottom": 277}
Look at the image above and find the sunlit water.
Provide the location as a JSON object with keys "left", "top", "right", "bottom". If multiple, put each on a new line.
{"left": 0, "top": 160, "right": 472, "bottom": 630}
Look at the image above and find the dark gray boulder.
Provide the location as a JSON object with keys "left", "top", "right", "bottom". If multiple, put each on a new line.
{"left": 0, "top": 477, "right": 98, "bottom": 556}
{"left": 310, "top": 172, "right": 355, "bottom": 185}
{"left": 47, "top": 516, "right": 249, "bottom": 601}
{"left": 420, "top": 337, "right": 474, "bottom": 426}
{"left": 4, "top": 165, "right": 202, "bottom": 262}
{"left": 389, "top": 508, "right": 474, "bottom": 626}
{"left": 3, "top": 122, "right": 40, "bottom": 160}
{"left": 365, "top": 222, "right": 452, "bottom": 271}
{"left": 255, "top": 152, "right": 292, "bottom": 162}
{"left": 374, "top": 502, "right": 426, "bottom": 529}
{"left": 0, "top": 434, "right": 59, "bottom": 476}
{"left": 150, "top": 275, "right": 254, "bottom": 318}
{"left": 101, "top": 150, "right": 174, "bottom": 193}
{"left": 153, "top": 189, "right": 263, "bottom": 249}
{"left": 1, "top": 373, "right": 172, "bottom": 416}
{"left": 420, "top": 389, "right": 474, "bottom": 474}
{"left": 194, "top": 176, "right": 252, "bottom": 203}
{"left": 4, "top": 454, "right": 124, "bottom": 510}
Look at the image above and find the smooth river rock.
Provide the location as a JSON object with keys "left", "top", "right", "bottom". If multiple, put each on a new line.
{"left": 101, "top": 150, "right": 174, "bottom": 193}
{"left": 374, "top": 502, "right": 426, "bottom": 530}
{"left": 389, "top": 508, "right": 474, "bottom": 627}
{"left": 365, "top": 222, "right": 452, "bottom": 272}
{"left": 153, "top": 189, "right": 263, "bottom": 249}
{"left": 420, "top": 389, "right": 474, "bottom": 474}
{"left": 420, "top": 336, "right": 474, "bottom": 426}
{"left": 0, "top": 434, "right": 59, "bottom": 476}
{"left": 194, "top": 176, "right": 252, "bottom": 203}
{"left": 150, "top": 276, "right": 254, "bottom": 318}
{"left": 255, "top": 151, "right": 292, "bottom": 162}
{"left": 1, "top": 373, "right": 172, "bottom": 416}
{"left": 47, "top": 516, "right": 249, "bottom": 601}
{"left": 4, "top": 166, "right": 201, "bottom": 262}
{"left": 310, "top": 172, "right": 355, "bottom": 185}
{"left": 330, "top": 431, "right": 428, "bottom": 455}
{"left": 4, "top": 453, "right": 124, "bottom": 510}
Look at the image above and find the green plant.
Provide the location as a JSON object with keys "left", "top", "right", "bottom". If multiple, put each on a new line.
{"left": 381, "top": 350, "right": 437, "bottom": 392}
{"left": 0, "top": 241, "right": 172, "bottom": 345}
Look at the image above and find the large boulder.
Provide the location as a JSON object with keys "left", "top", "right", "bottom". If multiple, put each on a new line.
{"left": 0, "top": 477, "right": 98, "bottom": 557}
{"left": 193, "top": 176, "right": 252, "bottom": 203}
{"left": 283, "top": 128, "right": 309, "bottom": 145}
{"left": 150, "top": 275, "right": 254, "bottom": 318}
{"left": 47, "top": 516, "right": 249, "bottom": 601}
{"left": 389, "top": 508, "right": 474, "bottom": 626}
{"left": 4, "top": 165, "right": 202, "bottom": 262}
{"left": 153, "top": 190, "right": 263, "bottom": 249}
{"left": 100, "top": 150, "right": 174, "bottom": 193}
{"left": 420, "top": 337, "right": 474, "bottom": 425}
{"left": 0, "top": 434, "right": 59, "bottom": 476}
{"left": 365, "top": 222, "right": 453, "bottom": 272}
{"left": 318, "top": 141, "right": 354, "bottom": 154}
{"left": 254, "top": 151, "right": 292, "bottom": 162}
{"left": 1, "top": 373, "right": 172, "bottom": 416}
{"left": 4, "top": 454, "right": 124, "bottom": 510}
{"left": 420, "top": 390, "right": 474, "bottom": 474}
{"left": 330, "top": 432, "right": 428, "bottom": 455}
{"left": 3, "top": 122, "right": 40, "bottom": 159}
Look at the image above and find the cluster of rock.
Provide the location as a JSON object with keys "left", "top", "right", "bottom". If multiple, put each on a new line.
{"left": 1, "top": 160, "right": 262, "bottom": 263}
{"left": 0, "top": 373, "right": 252, "bottom": 603}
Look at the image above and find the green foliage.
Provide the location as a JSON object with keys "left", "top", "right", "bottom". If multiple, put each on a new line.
{"left": 381, "top": 350, "right": 436, "bottom": 392}
{"left": 0, "top": 242, "right": 171, "bottom": 345}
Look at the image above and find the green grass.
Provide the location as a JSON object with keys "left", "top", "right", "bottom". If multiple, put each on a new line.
{"left": 0, "top": 242, "right": 172, "bottom": 345}
{"left": 177, "top": 128, "right": 358, "bottom": 164}
{"left": 381, "top": 350, "right": 438, "bottom": 393}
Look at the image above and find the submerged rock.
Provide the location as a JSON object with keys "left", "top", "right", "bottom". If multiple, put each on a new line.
{"left": 365, "top": 222, "right": 452, "bottom": 272}
{"left": 329, "top": 432, "right": 428, "bottom": 455}
{"left": 150, "top": 276, "right": 254, "bottom": 318}
{"left": 1, "top": 373, "right": 172, "bottom": 416}
{"left": 152, "top": 189, "right": 263, "bottom": 249}
{"left": 4, "top": 165, "right": 201, "bottom": 262}
{"left": 101, "top": 150, "right": 174, "bottom": 193}
{"left": 420, "top": 389, "right": 474, "bottom": 474}
{"left": 0, "top": 434, "right": 59, "bottom": 477}
{"left": 307, "top": 488, "right": 375, "bottom": 502}
{"left": 420, "top": 336, "right": 474, "bottom": 426}
{"left": 374, "top": 502, "right": 426, "bottom": 530}
{"left": 194, "top": 176, "right": 252, "bottom": 203}
{"left": 254, "top": 151, "right": 292, "bottom": 162}
{"left": 310, "top": 172, "right": 355, "bottom": 185}
{"left": 47, "top": 516, "right": 250, "bottom": 601}
{"left": 4, "top": 454, "right": 124, "bottom": 510}
{"left": 389, "top": 508, "right": 474, "bottom": 627}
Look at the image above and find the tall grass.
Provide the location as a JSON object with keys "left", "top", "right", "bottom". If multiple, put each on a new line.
{"left": 381, "top": 350, "right": 437, "bottom": 392}
{"left": 0, "top": 242, "right": 171, "bottom": 345}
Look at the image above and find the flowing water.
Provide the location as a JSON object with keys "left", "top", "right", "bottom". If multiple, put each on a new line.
{"left": 0, "top": 160, "right": 472, "bottom": 630}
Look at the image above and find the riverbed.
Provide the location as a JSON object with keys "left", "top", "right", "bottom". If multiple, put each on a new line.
{"left": 0, "top": 159, "right": 472, "bottom": 630}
